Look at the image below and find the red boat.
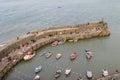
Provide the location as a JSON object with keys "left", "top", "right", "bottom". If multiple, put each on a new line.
{"left": 70, "top": 52, "right": 77, "bottom": 60}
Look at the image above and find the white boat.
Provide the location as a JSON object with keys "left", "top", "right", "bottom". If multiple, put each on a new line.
{"left": 86, "top": 52, "right": 93, "bottom": 59}
{"left": 35, "top": 66, "right": 42, "bottom": 73}
{"left": 45, "top": 52, "right": 52, "bottom": 58}
{"left": 65, "top": 68, "right": 71, "bottom": 76}
{"left": 33, "top": 75, "right": 40, "bottom": 80}
{"left": 56, "top": 53, "right": 62, "bottom": 59}
{"left": 102, "top": 69, "right": 108, "bottom": 77}
{"left": 23, "top": 52, "right": 35, "bottom": 61}
{"left": 86, "top": 71, "right": 93, "bottom": 79}
{"left": 55, "top": 69, "right": 62, "bottom": 78}
{"left": 85, "top": 49, "right": 93, "bottom": 59}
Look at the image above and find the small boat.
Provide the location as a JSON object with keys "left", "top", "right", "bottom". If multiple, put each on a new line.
{"left": 102, "top": 69, "right": 108, "bottom": 77}
{"left": 86, "top": 71, "right": 93, "bottom": 79}
{"left": 55, "top": 69, "right": 62, "bottom": 78}
{"left": 58, "top": 39, "right": 66, "bottom": 44}
{"left": 65, "top": 68, "right": 71, "bottom": 76}
{"left": 77, "top": 74, "right": 84, "bottom": 80}
{"left": 45, "top": 52, "right": 52, "bottom": 58}
{"left": 35, "top": 66, "right": 42, "bottom": 73}
{"left": 33, "top": 75, "right": 40, "bottom": 80}
{"left": 74, "top": 39, "right": 78, "bottom": 42}
{"left": 85, "top": 49, "right": 93, "bottom": 59}
{"left": 51, "top": 41, "right": 59, "bottom": 46}
{"left": 70, "top": 52, "right": 77, "bottom": 60}
{"left": 86, "top": 52, "right": 93, "bottom": 59}
{"left": 56, "top": 53, "right": 62, "bottom": 59}
{"left": 23, "top": 51, "right": 35, "bottom": 61}
{"left": 68, "top": 39, "right": 74, "bottom": 42}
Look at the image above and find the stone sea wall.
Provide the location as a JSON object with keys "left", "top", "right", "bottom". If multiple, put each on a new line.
{"left": 0, "top": 21, "right": 110, "bottom": 80}
{"left": 0, "top": 34, "right": 36, "bottom": 57}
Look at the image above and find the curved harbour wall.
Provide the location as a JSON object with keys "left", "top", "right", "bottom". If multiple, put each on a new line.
{"left": 0, "top": 21, "right": 110, "bottom": 79}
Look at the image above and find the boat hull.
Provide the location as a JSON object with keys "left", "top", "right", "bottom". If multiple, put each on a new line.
{"left": 56, "top": 54, "right": 62, "bottom": 59}
{"left": 55, "top": 70, "right": 61, "bottom": 78}
{"left": 35, "top": 66, "right": 42, "bottom": 73}
{"left": 45, "top": 52, "right": 52, "bottom": 58}
{"left": 23, "top": 53, "right": 35, "bottom": 61}
{"left": 70, "top": 52, "right": 77, "bottom": 60}
{"left": 102, "top": 69, "right": 108, "bottom": 77}
{"left": 65, "top": 68, "right": 71, "bottom": 76}
{"left": 34, "top": 75, "right": 40, "bottom": 80}
{"left": 86, "top": 71, "right": 93, "bottom": 79}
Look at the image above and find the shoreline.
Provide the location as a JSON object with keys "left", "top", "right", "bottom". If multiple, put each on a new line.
{"left": 0, "top": 21, "right": 110, "bottom": 80}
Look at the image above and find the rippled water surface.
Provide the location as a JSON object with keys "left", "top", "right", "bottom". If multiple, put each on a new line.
{"left": 0, "top": 0, "right": 120, "bottom": 80}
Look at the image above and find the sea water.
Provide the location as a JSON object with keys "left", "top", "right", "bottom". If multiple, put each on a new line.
{"left": 0, "top": 0, "right": 120, "bottom": 80}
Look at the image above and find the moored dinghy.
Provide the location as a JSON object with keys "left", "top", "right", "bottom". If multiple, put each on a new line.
{"left": 51, "top": 41, "right": 59, "bottom": 46}
{"left": 58, "top": 39, "right": 66, "bottom": 44}
{"left": 102, "top": 69, "right": 108, "bottom": 77}
{"left": 55, "top": 69, "right": 62, "bottom": 78}
{"left": 23, "top": 51, "right": 35, "bottom": 61}
{"left": 65, "top": 68, "right": 71, "bottom": 76}
{"left": 77, "top": 74, "right": 84, "bottom": 80}
{"left": 70, "top": 52, "right": 77, "bottom": 60}
{"left": 56, "top": 53, "right": 62, "bottom": 59}
{"left": 45, "top": 52, "right": 52, "bottom": 58}
{"left": 85, "top": 49, "right": 93, "bottom": 59}
{"left": 68, "top": 39, "right": 74, "bottom": 42}
{"left": 33, "top": 75, "right": 40, "bottom": 80}
{"left": 86, "top": 71, "right": 93, "bottom": 79}
{"left": 35, "top": 66, "right": 42, "bottom": 73}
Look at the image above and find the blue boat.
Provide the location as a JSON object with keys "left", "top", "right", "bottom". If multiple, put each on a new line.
{"left": 35, "top": 66, "right": 42, "bottom": 73}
